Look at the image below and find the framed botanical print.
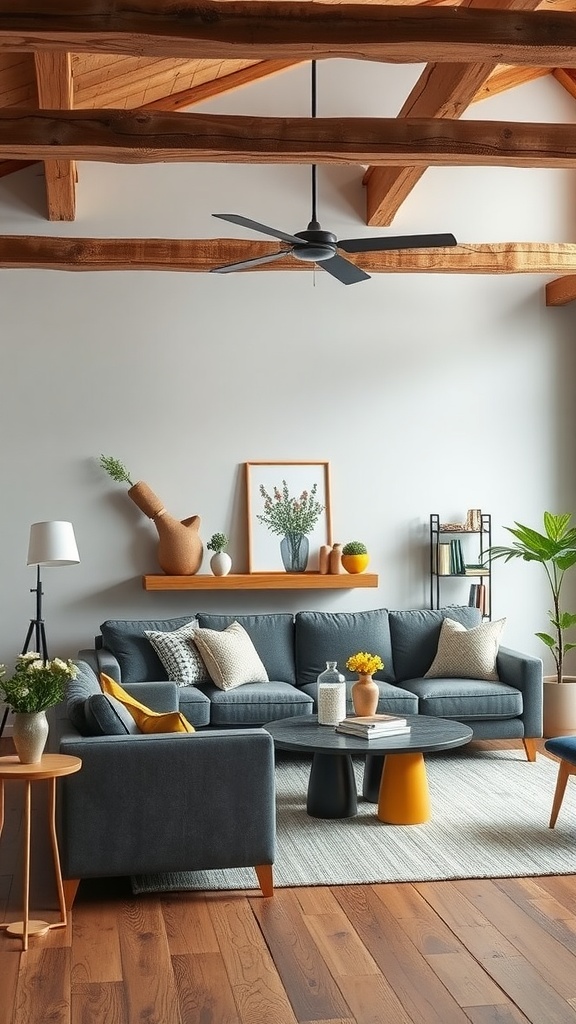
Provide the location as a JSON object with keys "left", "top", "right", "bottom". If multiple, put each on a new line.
{"left": 246, "top": 461, "right": 333, "bottom": 573}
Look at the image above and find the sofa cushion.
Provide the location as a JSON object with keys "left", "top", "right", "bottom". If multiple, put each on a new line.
{"left": 424, "top": 617, "right": 506, "bottom": 681}
{"left": 295, "top": 609, "right": 395, "bottom": 688}
{"left": 196, "top": 612, "right": 296, "bottom": 685}
{"left": 175, "top": 685, "right": 212, "bottom": 728}
{"left": 192, "top": 621, "right": 269, "bottom": 690}
{"left": 100, "top": 674, "right": 195, "bottom": 733}
{"left": 388, "top": 607, "right": 482, "bottom": 682}
{"left": 66, "top": 660, "right": 102, "bottom": 732}
{"left": 404, "top": 677, "right": 523, "bottom": 720}
{"left": 145, "top": 621, "right": 210, "bottom": 686}
{"left": 83, "top": 693, "right": 141, "bottom": 736}
{"left": 205, "top": 680, "right": 313, "bottom": 726}
{"left": 100, "top": 616, "right": 194, "bottom": 684}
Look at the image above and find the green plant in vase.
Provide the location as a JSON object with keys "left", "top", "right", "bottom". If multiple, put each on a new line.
{"left": 257, "top": 480, "right": 324, "bottom": 573}
{"left": 342, "top": 540, "right": 369, "bottom": 574}
{"left": 207, "top": 533, "right": 232, "bottom": 576}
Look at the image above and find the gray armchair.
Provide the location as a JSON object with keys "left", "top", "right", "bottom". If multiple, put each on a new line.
{"left": 47, "top": 663, "right": 276, "bottom": 904}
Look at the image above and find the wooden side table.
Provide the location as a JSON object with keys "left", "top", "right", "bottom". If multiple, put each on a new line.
{"left": 0, "top": 753, "right": 82, "bottom": 951}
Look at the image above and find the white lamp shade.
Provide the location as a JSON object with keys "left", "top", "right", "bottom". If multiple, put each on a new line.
{"left": 27, "top": 521, "right": 80, "bottom": 566}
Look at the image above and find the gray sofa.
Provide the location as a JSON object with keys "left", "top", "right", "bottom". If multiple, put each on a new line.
{"left": 47, "top": 669, "right": 276, "bottom": 903}
{"left": 78, "top": 605, "right": 543, "bottom": 748}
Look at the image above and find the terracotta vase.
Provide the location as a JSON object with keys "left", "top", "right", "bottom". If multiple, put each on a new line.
{"left": 351, "top": 673, "right": 379, "bottom": 717}
{"left": 128, "top": 481, "right": 203, "bottom": 575}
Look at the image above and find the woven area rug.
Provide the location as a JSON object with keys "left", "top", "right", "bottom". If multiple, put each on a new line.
{"left": 131, "top": 747, "right": 576, "bottom": 894}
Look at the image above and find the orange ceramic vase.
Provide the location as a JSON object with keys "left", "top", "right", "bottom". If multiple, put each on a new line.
{"left": 351, "top": 673, "right": 379, "bottom": 716}
{"left": 128, "top": 481, "right": 203, "bottom": 575}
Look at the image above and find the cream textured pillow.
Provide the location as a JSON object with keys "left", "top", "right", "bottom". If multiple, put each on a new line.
{"left": 145, "top": 621, "right": 210, "bottom": 686}
{"left": 192, "top": 621, "right": 269, "bottom": 691}
{"left": 424, "top": 617, "right": 506, "bottom": 681}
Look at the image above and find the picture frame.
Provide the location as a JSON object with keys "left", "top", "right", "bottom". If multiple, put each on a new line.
{"left": 246, "top": 461, "right": 333, "bottom": 573}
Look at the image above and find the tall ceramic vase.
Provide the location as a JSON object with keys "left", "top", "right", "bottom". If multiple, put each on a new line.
{"left": 12, "top": 711, "right": 49, "bottom": 764}
{"left": 128, "top": 481, "right": 203, "bottom": 575}
{"left": 351, "top": 674, "right": 379, "bottom": 717}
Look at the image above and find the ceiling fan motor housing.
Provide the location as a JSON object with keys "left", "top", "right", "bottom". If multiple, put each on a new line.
{"left": 293, "top": 225, "right": 338, "bottom": 263}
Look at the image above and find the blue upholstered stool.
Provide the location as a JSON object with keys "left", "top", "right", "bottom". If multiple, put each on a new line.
{"left": 544, "top": 736, "right": 576, "bottom": 827}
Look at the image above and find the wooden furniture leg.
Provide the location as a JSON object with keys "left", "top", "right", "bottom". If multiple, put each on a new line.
{"left": 62, "top": 879, "right": 80, "bottom": 911}
{"left": 255, "top": 864, "right": 274, "bottom": 897}
{"left": 549, "top": 760, "right": 576, "bottom": 828}
{"left": 523, "top": 738, "right": 537, "bottom": 762}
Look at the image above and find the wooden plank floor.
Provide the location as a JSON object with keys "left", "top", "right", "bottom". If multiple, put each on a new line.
{"left": 1, "top": 737, "right": 576, "bottom": 1024}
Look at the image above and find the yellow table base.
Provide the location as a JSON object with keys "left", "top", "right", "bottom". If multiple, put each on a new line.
{"left": 377, "top": 751, "right": 431, "bottom": 824}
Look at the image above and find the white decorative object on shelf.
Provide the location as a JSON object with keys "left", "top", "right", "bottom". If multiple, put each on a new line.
{"left": 210, "top": 551, "right": 232, "bottom": 576}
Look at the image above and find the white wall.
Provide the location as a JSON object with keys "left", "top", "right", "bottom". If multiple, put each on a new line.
{"left": 1, "top": 60, "right": 575, "bottom": 685}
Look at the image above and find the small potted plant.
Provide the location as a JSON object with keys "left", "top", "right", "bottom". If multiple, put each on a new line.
{"left": 207, "top": 533, "right": 232, "bottom": 576}
{"left": 341, "top": 541, "right": 369, "bottom": 574}
{"left": 0, "top": 653, "right": 78, "bottom": 763}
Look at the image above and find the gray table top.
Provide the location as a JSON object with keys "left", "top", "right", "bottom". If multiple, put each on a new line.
{"left": 264, "top": 714, "right": 473, "bottom": 756}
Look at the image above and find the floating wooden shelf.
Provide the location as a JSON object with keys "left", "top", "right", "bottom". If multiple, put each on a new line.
{"left": 142, "top": 572, "right": 379, "bottom": 591}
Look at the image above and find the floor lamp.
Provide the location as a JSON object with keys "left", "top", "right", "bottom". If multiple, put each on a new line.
{"left": 0, "top": 521, "right": 80, "bottom": 739}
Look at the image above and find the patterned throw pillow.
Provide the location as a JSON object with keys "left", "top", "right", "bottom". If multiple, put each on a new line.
{"left": 192, "top": 621, "right": 269, "bottom": 691}
{"left": 145, "top": 621, "right": 210, "bottom": 686}
{"left": 424, "top": 617, "right": 506, "bottom": 681}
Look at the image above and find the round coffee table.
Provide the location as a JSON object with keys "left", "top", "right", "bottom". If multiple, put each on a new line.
{"left": 265, "top": 715, "right": 472, "bottom": 823}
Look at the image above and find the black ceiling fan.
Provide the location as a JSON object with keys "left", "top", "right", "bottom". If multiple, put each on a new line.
{"left": 211, "top": 62, "right": 457, "bottom": 285}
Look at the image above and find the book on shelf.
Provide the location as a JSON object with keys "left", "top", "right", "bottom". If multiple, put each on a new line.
{"left": 437, "top": 543, "right": 451, "bottom": 575}
{"left": 449, "top": 538, "right": 465, "bottom": 574}
{"left": 336, "top": 722, "right": 411, "bottom": 739}
{"left": 464, "top": 565, "right": 489, "bottom": 576}
{"left": 468, "top": 582, "right": 487, "bottom": 614}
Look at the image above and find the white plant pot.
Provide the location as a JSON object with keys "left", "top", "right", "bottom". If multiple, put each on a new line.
{"left": 210, "top": 551, "right": 232, "bottom": 576}
{"left": 543, "top": 675, "right": 576, "bottom": 737}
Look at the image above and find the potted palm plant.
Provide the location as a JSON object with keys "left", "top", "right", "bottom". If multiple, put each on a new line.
{"left": 486, "top": 512, "right": 576, "bottom": 736}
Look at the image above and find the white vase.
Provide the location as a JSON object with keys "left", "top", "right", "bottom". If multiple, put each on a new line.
{"left": 210, "top": 551, "right": 232, "bottom": 576}
{"left": 12, "top": 710, "right": 49, "bottom": 764}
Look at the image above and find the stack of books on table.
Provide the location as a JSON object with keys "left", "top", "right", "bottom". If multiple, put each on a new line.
{"left": 335, "top": 714, "right": 411, "bottom": 739}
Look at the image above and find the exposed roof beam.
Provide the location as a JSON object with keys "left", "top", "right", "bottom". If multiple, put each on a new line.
{"left": 553, "top": 67, "right": 576, "bottom": 99}
{"left": 0, "top": 4, "right": 574, "bottom": 65}
{"left": 2, "top": 110, "right": 576, "bottom": 167}
{"left": 0, "top": 237, "right": 574, "bottom": 275}
{"left": 546, "top": 275, "right": 576, "bottom": 304}
{"left": 34, "top": 51, "right": 75, "bottom": 220}
{"left": 364, "top": 0, "right": 545, "bottom": 226}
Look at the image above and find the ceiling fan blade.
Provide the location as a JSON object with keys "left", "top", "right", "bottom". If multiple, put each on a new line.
{"left": 338, "top": 233, "right": 457, "bottom": 254}
{"left": 320, "top": 254, "right": 371, "bottom": 286}
{"left": 212, "top": 213, "right": 304, "bottom": 246}
{"left": 210, "top": 251, "right": 289, "bottom": 274}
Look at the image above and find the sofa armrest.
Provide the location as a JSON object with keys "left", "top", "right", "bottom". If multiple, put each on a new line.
{"left": 56, "top": 729, "right": 276, "bottom": 879}
{"left": 122, "top": 681, "right": 180, "bottom": 712}
{"left": 78, "top": 647, "right": 121, "bottom": 681}
{"left": 496, "top": 646, "right": 543, "bottom": 737}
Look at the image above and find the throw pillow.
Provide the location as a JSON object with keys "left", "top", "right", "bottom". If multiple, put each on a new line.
{"left": 192, "top": 621, "right": 269, "bottom": 691}
{"left": 83, "top": 692, "right": 141, "bottom": 736}
{"left": 144, "top": 621, "right": 210, "bottom": 686}
{"left": 424, "top": 617, "right": 506, "bottom": 681}
{"left": 100, "top": 674, "right": 195, "bottom": 733}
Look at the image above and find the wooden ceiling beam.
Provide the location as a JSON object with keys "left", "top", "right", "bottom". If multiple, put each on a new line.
{"left": 0, "top": 236, "right": 574, "bottom": 275}
{"left": 545, "top": 275, "right": 576, "bottom": 304}
{"left": 34, "top": 51, "right": 75, "bottom": 220}
{"left": 364, "top": 0, "right": 546, "bottom": 226}
{"left": 553, "top": 67, "right": 576, "bottom": 99}
{"left": 0, "top": 4, "right": 574, "bottom": 65}
{"left": 1, "top": 110, "right": 576, "bottom": 167}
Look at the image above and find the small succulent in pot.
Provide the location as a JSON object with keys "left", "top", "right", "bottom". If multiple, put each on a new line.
{"left": 341, "top": 541, "right": 370, "bottom": 574}
{"left": 207, "top": 532, "right": 228, "bottom": 554}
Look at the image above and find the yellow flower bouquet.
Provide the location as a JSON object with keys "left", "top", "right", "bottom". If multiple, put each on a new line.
{"left": 346, "top": 651, "right": 384, "bottom": 676}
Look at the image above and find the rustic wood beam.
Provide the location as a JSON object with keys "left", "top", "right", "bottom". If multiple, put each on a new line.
{"left": 553, "top": 68, "right": 576, "bottom": 100}
{"left": 0, "top": 4, "right": 574, "bottom": 65}
{"left": 0, "top": 237, "right": 575, "bottom": 275}
{"left": 34, "top": 51, "right": 75, "bottom": 220}
{"left": 1, "top": 109, "right": 576, "bottom": 167}
{"left": 364, "top": 0, "right": 546, "bottom": 226}
{"left": 545, "top": 275, "right": 576, "bottom": 304}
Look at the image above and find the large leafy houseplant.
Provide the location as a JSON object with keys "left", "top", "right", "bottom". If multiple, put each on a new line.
{"left": 486, "top": 512, "right": 576, "bottom": 684}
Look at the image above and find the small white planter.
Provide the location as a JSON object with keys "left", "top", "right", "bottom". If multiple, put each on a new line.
{"left": 543, "top": 675, "right": 576, "bottom": 737}
{"left": 210, "top": 551, "right": 232, "bottom": 576}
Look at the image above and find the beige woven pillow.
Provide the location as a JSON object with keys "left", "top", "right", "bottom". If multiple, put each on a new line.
{"left": 192, "top": 621, "right": 269, "bottom": 691}
{"left": 424, "top": 617, "right": 506, "bottom": 681}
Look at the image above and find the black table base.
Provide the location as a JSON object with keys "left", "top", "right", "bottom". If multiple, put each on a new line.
{"left": 307, "top": 752, "right": 358, "bottom": 818}
{"left": 362, "top": 753, "right": 385, "bottom": 803}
